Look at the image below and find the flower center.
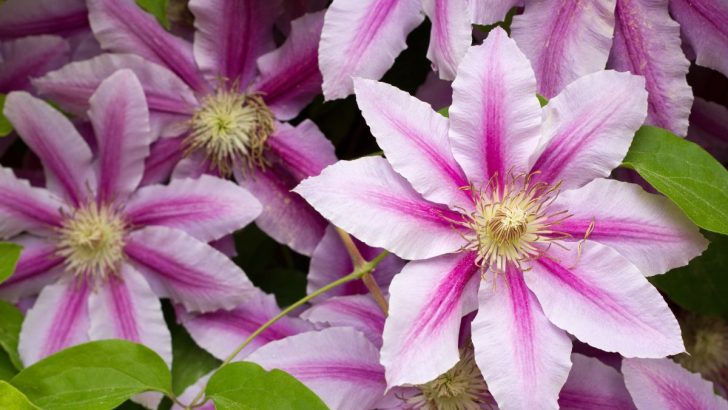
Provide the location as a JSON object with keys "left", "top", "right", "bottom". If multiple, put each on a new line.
{"left": 186, "top": 89, "right": 275, "bottom": 176}
{"left": 56, "top": 203, "right": 126, "bottom": 279}
{"left": 406, "top": 348, "right": 495, "bottom": 410}
{"left": 462, "top": 173, "right": 569, "bottom": 273}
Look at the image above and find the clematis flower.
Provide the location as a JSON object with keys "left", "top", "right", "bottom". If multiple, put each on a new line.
{"left": 296, "top": 28, "right": 708, "bottom": 408}
{"left": 0, "top": 70, "right": 261, "bottom": 366}
{"left": 33, "top": 0, "right": 335, "bottom": 255}
{"left": 670, "top": 0, "right": 728, "bottom": 80}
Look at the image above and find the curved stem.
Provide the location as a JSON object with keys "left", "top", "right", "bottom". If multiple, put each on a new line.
{"left": 186, "top": 250, "right": 389, "bottom": 409}
{"left": 334, "top": 227, "right": 390, "bottom": 314}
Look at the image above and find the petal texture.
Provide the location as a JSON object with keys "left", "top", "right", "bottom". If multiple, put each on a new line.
{"left": 0, "top": 235, "right": 64, "bottom": 302}
{"left": 559, "top": 353, "right": 636, "bottom": 409}
{"left": 294, "top": 157, "right": 468, "bottom": 260}
{"left": 353, "top": 78, "right": 472, "bottom": 209}
{"left": 622, "top": 358, "right": 728, "bottom": 410}
{"left": 472, "top": 266, "right": 572, "bottom": 410}
{"left": 449, "top": 27, "right": 542, "bottom": 187}
{"left": 381, "top": 252, "right": 479, "bottom": 387}
{"left": 530, "top": 70, "right": 648, "bottom": 189}
{"left": 318, "top": 0, "right": 424, "bottom": 100}
{"left": 423, "top": 0, "right": 472, "bottom": 81}
{"left": 0, "top": 167, "right": 64, "bottom": 238}
{"left": 555, "top": 178, "right": 708, "bottom": 276}
{"left": 526, "top": 241, "right": 684, "bottom": 357}
{"left": 608, "top": 0, "right": 693, "bottom": 136}
{"left": 247, "top": 327, "right": 386, "bottom": 410}
{"left": 301, "top": 295, "right": 386, "bottom": 347}
{"left": 470, "top": 0, "right": 522, "bottom": 25}
{"left": 124, "top": 226, "right": 256, "bottom": 312}
{"left": 0, "top": 35, "right": 70, "bottom": 93}
{"left": 0, "top": 0, "right": 88, "bottom": 38}
{"left": 511, "top": 0, "right": 616, "bottom": 98}
{"left": 670, "top": 0, "right": 728, "bottom": 79}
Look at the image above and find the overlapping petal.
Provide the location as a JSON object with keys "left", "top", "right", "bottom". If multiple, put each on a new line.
{"left": 294, "top": 157, "right": 468, "bottom": 260}
{"left": 0, "top": 0, "right": 88, "bottom": 39}
{"left": 688, "top": 97, "right": 728, "bottom": 163}
{"left": 555, "top": 178, "right": 708, "bottom": 276}
{"left": 526, "top": 241, "right": 684, "bottom": 357}
{"left": 449, "top": 27, "right": 542, "bottom": 187}
{"left": 470, "top": 0, "right": 522, "bottom": 25}
{"left": 472, "top": 266, "right": 572, "bottom": 410}
{"left": 0, "top": 235, "right": 64, "bottom": 302}
{"left": 422, "top": 0, "right": 471, "bottom": 81}
{"left": 0, "top": 167, "right": 64, "bottom": 238}
{"left": 301, "top": 295, "right": 386, "bottom": 347}
{"left": 559, "top": 353, "right": 636, "bottom": 409}
{"left": 670, "top": 0, "right": 728, "bottom": 79}
{"left": 140, "top": 136, "right": 185, "bottom": 186}
{"left": 381, "top": 252, "right": 479, "bottom": 387}
{"left": 0, "top": 35, "right": 70, "bottom": 93}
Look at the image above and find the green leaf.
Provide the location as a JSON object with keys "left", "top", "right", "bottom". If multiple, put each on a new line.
{"left": 0, "top": 95, "right": 13, "bottom": 137}
{"left": 205, "top": 362, "right": 328, "bottom": 410}
{"left": 0, "top": 300, "right": 23, "bottom": 370}
{"left": 651, "top": 231, "right": 728, "bottom": 317}
{"left": 622, "top": 126, "right": 728, "bottom": 235}
{"left": 437, "top": 106, "right": 449, "bottom": 117}
{"left": 537, "top": 94, "right": 549, "bottom": 107}
{"left": 11, "top": 340, "right": 172, "bottom": 410}
{"left": 170, "top": 320, "right": 220, "bottom": 395}
{"left": 0, "top": 242, "right": 22, "bottom": 284}
{"left": 0, "top": 350, "right": 18, "bottom": 381}
{"left": 0, "top": 381, "right": 39, "bottom": 410}
{"left": 136, "top": 0, "right": 170, "bottom": 29}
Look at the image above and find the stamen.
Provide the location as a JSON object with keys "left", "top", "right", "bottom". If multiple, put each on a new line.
{"left": 56, "top": 203, "right": 126, "bottom": 280}
{"left": 186, "top": 89, "right": 275, "bottom": 176}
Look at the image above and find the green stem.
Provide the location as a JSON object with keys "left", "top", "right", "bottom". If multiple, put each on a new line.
{"left": 186, "top": 250, "right": 389, "bottom": 409}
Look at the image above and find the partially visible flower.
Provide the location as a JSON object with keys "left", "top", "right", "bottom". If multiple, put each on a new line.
{"left": 670, "top": 0, "right": 728, "bottom": 80}
{"left": 623, "top": 358, "right": 728, "bottom": 409}
{"left": 676, "top": 313, "right": 728, "bottom": 397}
{"left": 0, "top": 70, "right": 261, "bottom": 366}
{"left": 296, "top": 29, "right": 707, "bottom": 408}
{"left": 34, "top": 0, "right": 334, "bottom": 255}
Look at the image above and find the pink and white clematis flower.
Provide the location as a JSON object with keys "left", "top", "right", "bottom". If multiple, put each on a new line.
{"left": 296, "top": 28, "right": 708, "bottom": 408}
{"left": 33, "top": 0, "right": 335, "bottom": 255}
{"left": 0, "top": 70, "right": 261, "bottom": 366}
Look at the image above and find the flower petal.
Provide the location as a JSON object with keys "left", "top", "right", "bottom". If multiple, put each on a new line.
{"left": 0, "top": 235, "right": 64, "bottom": 302}
{"left": 18, "top": 277, "right": 90, "bottom": 365}
{"left": 0, "top": 35, "right": 70, "bottom": 93}
{"left": 252, "top": 11, "right": 325, "bottom": 120}
{"left": 33, "top": 53, "right": 198, "bottom": 126}
{"left": 555, "top": 178, "right": 708, "bottom": 276}
{"left": 89, "top": 69, "right": 152, "bottom": 203}
{"left": 608, "top": 0, "right": 692, "bottom": 136}
{"left": 88, "top": 264, "right": 171, "bottom": 366}
{"left": 381, "top": 252, "right": 479, "bottom": 387}
{"left": 472, "top": 266, "right": 572, "bottom": 410}
{"left": 415, "top": 70, "right": 452, "bottom": 111}
{"left": 0, "top": 167, "right": 64, "bottom": 238}
{"left": 449, "top": 27, "right": 542, "bottom": 187}
{"left": 265, "top": 120, "right": 337, "bottom": 182}
{"left": 88, "top": 0, "right": 208, "bottom": 93}
{"left": 124, "top": 226, "right": 257, "bottom": 312}
{"left": 125, "top": 175, "right": 261, "bottom": 242}
{"left": 423, "top": 0, "right": 472, "bottom": 81}
{"left": 294, "top": 157, "right": 468, "bottom": 260}
{"left": 3, "top": 92, "right": 94, "bottom": 206}
{"left": 177, "top": 290, "right": 312, "bottom": 361}
{"left": 470, "top": 0, "right": 522, "bottom": 25}
{"left": 0, "top": 0, "right": 88, "bottom": 39}
{"left": 247, "top": 327, "right": 386, "bottom": 410}
{"left": 526, "top": 241, "right": 684, "bottom": 357}
{"left": 559, "top": 353, "right": 636, "bottom": 409}
{"left": 670, "top": 0, "right": 728, "bottom": 79}
{"left": 353, "top": 77, "right": 472, "bottom": 209}
{"left": 140, "top": 136, "right": 185, "bottom": 186}
{"left": 307, "top": 225, "right": 404, "bottom": 301}
{"left": 511, "top": 0, "right": 616, "bottom": 98}
{"left": 622, "top": 358, "right": 728, "bottom": 410}
{"left": 190, "top": 0, "right": 280, "bottom": 87}
{"left": 301, "top": 294, "right": 386, "bottom": 347}
{"left": 318, "top": 0, "right": 424, "bottom": 100}
{"left": 530, "top": 70, "right": 648, "bottom": 189}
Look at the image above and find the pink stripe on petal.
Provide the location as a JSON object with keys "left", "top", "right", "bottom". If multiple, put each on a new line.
{"left": 526, "top": 241, "right": 684, "bottom": 358}
{"left": 247, "top": 327, "right": 386, "bottom": 410}
{"left": 622, "top": 358, "right": 728, "bottom": 410}
{"left": 0, "top": 235, "right": 64, "bottom": 302}
{"left": 0, "top": 167, "right": 64, "bottom": 238}
{"left": 472, "top": 266, "right": 572, "bottom": 410}
{"left": 449, "top": 28, "right": 542, "bottom": 187}
{"left": 423, "top": 0, "right": 472, "bottom": 81}
{"left": 88, "top": 0, "right": 208, "bottom": 93}
{"left": 18, "top": 277, "right": 91, "bottom": 365}
{"left": 318, "top": 0, "right": 424, "bottom": 100}
{"left": 553, "top": 178, "right": 707, "bottom": 275}
{"left": 190, "top": 0, "right": 281, "bottom": 87}
{"left": 140, "top": 136, "right": 185, "bottom": 186}
{"left": 530, "top": 70, "right": 647, "bottom": 189}
{"left": 89, "top": 69, "right": 152, "bottom": 203}
{"left": 295, "top": 157, "right": 468, "bottom": 260}
{"left": 0, "top": 35, "right": 70, "bottom": 93}
{"left": 670, "top": 0, "right": 728, "bottom": 79}
{"left": 253, "top": 11, "right": 325, "bottom": 120}
{"left": 512, "top": 0, "right": 616, "bottom": 98}
{"left": 381, "top": 252, "right": 479, "bottom": 387}
{"left": 265, "top": 120, "right": 337, "bottom": 182}
{"left": 4, "top": 92, "right": 94, "bottom": 206}
{"left": 354, "top": 78, "right": 472, "bottom": 209}
{"left": 608, "top": 0, "right": 693, "bottom": 136}
{"left": 0, "top": 0, "right": 88, "bottom": 39}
